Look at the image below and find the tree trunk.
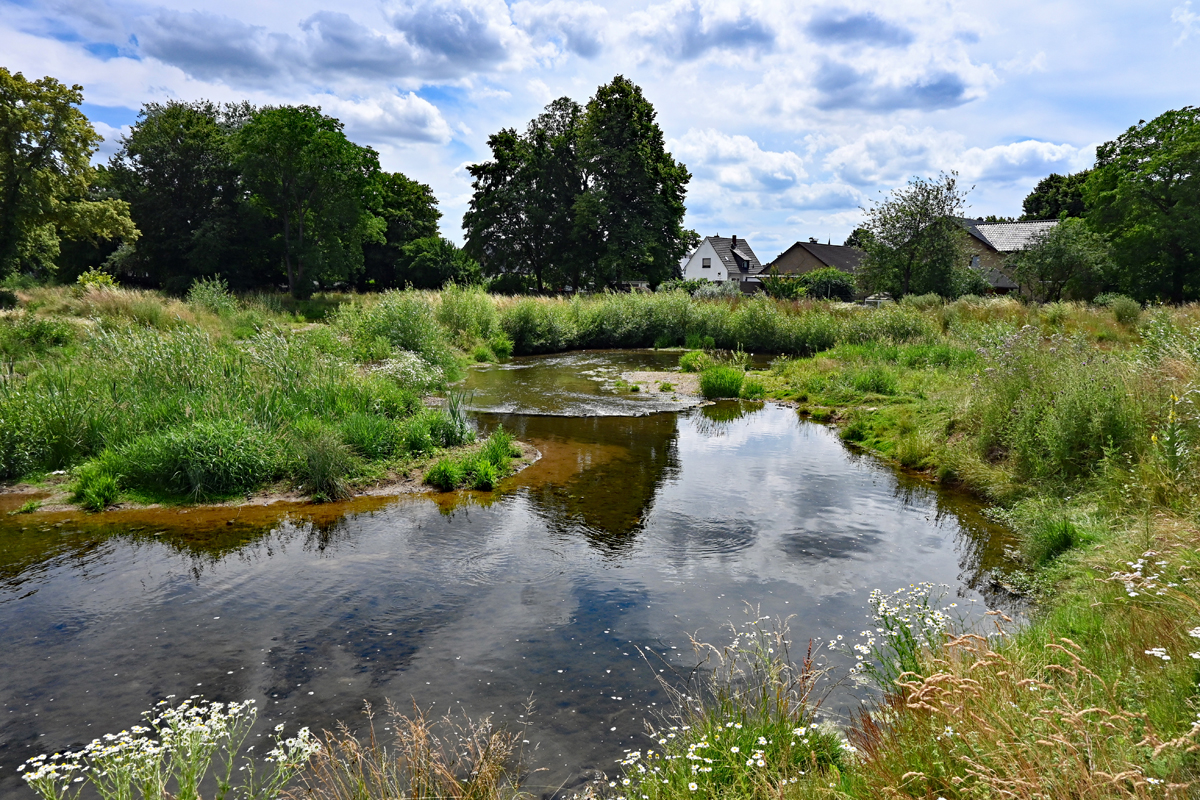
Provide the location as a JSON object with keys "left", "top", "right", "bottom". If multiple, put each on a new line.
{"left": 282, "top": 211, "right": 295, "bottom": 296}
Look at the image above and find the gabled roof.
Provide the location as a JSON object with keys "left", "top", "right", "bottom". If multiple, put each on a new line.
{"left": 772, "top": 241, "right": 865, "bottom": 274}
{"left": 702, "top": 236, "right": 765, "bottom": 275}
{"left": 959, "top": 219, "right": 1058, "bottom": 252}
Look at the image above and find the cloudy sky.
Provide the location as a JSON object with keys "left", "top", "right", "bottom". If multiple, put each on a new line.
{"left": 3, "top": 0, "right": 1197, "bottom": 259}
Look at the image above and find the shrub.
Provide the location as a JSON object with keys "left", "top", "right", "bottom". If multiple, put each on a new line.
{"left": 489, "top": 332, "right": 513, "bottom": 359}
{"left": 900, "top": 292, "right": 943, "bottom": 310}
{"left": 1110, "top": 296, "right": 1142, "bottom": 326}
{"left": 693, "top": 280, "right": 742, "bottom": 299}
{"left": 700, "top": 365, "right": 745, "bottom": 399}
{"left": 657, "top": 278, "right": 707, "bottom": 294}
{"left": 438, "top": 282, "right": 499, "bottom": 343}
{"left": 684, "top": 332, "right": 715, "bottom": 349}
{"left": 471, "top": 344, "right": 496, "bottom": 362}
{"left": 331, "top": 290, "right": 459, "bottom": 377}
{"left": 679, "top": 350, "right": 714, "bottom": 373}
{"left": 501, "top": 297, "right": 578, "bottom": 354}
{"left": 187, "top": 276, "right": 238, "bottom": 317}
{"left": 75, "top": 267, "right": 119, "bottom": 291}
{"left": 797, "top": 267, "right": 856, "bottom": 301}
{"left": 424, "top": 457, "right": 464, "bottom": 491}
{"left": 0, "top": 288, "right": 16, "bottom": 309}
{"left": 72, "top": 462, "right": 120, "bottom": 511}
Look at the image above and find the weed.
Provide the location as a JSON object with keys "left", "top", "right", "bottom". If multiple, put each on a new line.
{"left": 72, "top": 461, "right": 120, "bottom": 511}
{"left": 340, "top": 412, "right": 398, "bottom": 461}
{"left": 187, "top": 276, "right": 238, "bottom": 317}
{"left": 8, "top": 498, "right": 41, "bottom": 515}
{"left": 659, "top": 381, "right": 674, "bottom": 392}
{"left": 680, "top": 350, "right": 714, "bottom": 373}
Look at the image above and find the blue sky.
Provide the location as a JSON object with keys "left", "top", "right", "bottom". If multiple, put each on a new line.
{"left": 3, "top": 0, "right": 1198, "bottom": 260}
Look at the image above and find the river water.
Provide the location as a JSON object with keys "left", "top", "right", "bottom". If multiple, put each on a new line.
{"left": 0, "top": 350, "right": 1014, "bottom": 797}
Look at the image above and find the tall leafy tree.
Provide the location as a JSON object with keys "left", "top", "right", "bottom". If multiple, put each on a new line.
{"left": 857, "top": 172, "right": 971, "bottom": 298}
{"left": 0, "top": 68, "right": 137, "bottom": 277}
{"left": 399, "top": 236, "right": 481, "bottom": 289}
{"left": 1008, "top": 217, "right": 1113, "bottom": 301}
{"left": 107, "top": 100, "right": 266, "bottom": 291}
{"left": 1021, "top": 171, "right": 1091, "bottom": 220}
{"left": 575, "top": 76, "right": 691, "bottom": 288}
{"left": 464, "top": 98, "right": 588, "bottom": 292}
{"left": 1085, "top": 107, "right": 1200, "bottom": 303}
{"left": 361, "top": 172, "right": 442, "bottom": 289}
{"left": 237, "top": 106, "right": 383, "bottom": 297}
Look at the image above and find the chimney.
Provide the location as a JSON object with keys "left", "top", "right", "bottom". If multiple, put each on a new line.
{"left": 731, "top": 235, "right": 738, "bottom": 249}
{"left": 809, "top": 237, "right": 817, "bottom": 243}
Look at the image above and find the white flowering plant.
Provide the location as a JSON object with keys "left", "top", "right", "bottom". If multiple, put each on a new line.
{"left": 851, "top": 583, "right": 954, "bottom": 690}
{"left": 18, "top": 696, "right": 319, "bottom": 800}
{"left": 609, "top": 616, "right": 851, "bottom": 800}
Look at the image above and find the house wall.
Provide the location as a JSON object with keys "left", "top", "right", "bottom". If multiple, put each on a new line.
{"left": 963, "top": 238, "right": 1006, "bottom": 274}
{"left": 770, "top": 246, "right": 828, "bottom": 275}
{"left": 682, "top": 240, "right": 728, "bottom": 282}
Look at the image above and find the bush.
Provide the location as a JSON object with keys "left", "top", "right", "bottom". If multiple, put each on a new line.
{"left": 700, "top": 365, "right": 745, "bottom": 399}
{"left": 489, "top": 332, "right": 513, "bottom": 359}
{"left": 1110, "top": 296, "right": 1142, "bottom": 326}
{"left": 900, "top": 292, "right": 943, "bottom": 310}
{"left": 75, "top": 267, "right": 119, "bottom": 291}
{"left": 797, "top": 267, "right": 856, "bottom": 301}
{"left": 0, "top": 288, "right": 16, "bottom": 309}
{"left": 684, "top": 332, "right": 715, "bottom": 349}
{"left": 693, "top": 280, "right": 742, "bottom": 299}
{"left": 331, "top": 290, "right": 460, "bottom": 377}
{"left": 679, "top": 350, "right": 714, "bottom": 373}
{"left": 424, "top": 457, "right": 465, "bottom": 491}
{"left": 657, "top": 278, "right": 707, "bottom": 294}
{"left": 423, "top": 427, "right": 518, "bottom": 491}
{"left": 187, "top": 276, "right": 238, "bottom": 317}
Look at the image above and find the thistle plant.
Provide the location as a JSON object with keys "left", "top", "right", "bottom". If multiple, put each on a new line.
{"left": 18, "top": 696, "right": 320, "bottom": 800}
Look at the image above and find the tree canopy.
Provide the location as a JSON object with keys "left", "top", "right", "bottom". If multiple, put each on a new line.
{"left": 1009, "top": 217, "right": 1112, "bottom": 301}
{"left": 1021, "top": 171, "right": 1091, "bottom": 221}
{"left": 464, "top": 77, "right": 691, "bottom": 292}
{"left": 0, "top": 68, "right": 137, "bottom": 278}
{"left": 1085, "top": 106, "right": 1200, "bottom": 303}
{"left": 857, "top": 172, "right": 972, "bottom": 298}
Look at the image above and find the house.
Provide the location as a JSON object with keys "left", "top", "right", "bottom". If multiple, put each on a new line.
{"left": 680, "top": 235, "right": 766, "bottom": 292}
{"left": 769, "top": 239, "right": 864, "bottom": 277}
{"left": 959, "top": 219, "right": 1059, "bottom": 293}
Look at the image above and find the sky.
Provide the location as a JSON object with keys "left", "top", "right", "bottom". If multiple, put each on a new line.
{"left": 3, "top": 0, "right": 1198, "bottom": 261}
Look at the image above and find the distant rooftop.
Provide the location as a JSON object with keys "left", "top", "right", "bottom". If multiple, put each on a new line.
{"left": 962, "top": 219, "right": 1059, "bottom": 252}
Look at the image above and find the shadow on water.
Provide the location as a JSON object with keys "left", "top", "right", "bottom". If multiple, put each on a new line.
{"left": 0, "top": 351, "right": 1019, "bottom": 797}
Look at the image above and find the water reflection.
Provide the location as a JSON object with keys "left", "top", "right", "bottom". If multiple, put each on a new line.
{"left": 0, "top": 354, "right": 1017, "bottom": 798}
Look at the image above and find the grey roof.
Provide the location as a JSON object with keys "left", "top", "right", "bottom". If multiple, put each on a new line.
{"left": 978, "top": 265, "right": 1018, "bottom": 290}
{"left": 705, "top": 236, "right": 765, "bottom": 275}
{"left": 960, "top": 219, "right": 1058, "bottom": 252}
{"left": 772, "top": 241, "right": 865, "bottom": 274}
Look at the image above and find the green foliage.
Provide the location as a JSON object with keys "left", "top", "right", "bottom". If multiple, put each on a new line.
{"left": 187, "top": 275, "right": 238, "bottom": 316}
{"left": 679, "top": 350, "right": 714, "bottom": 373}
{"left": 700, "top": 365, "right": 745, "bottom": 399}
{"left": 1110, "top": 295, "right": 1142, "bottom": 325}
{"left": 657, "top": 278, "right": 707, "bottom": 294}
{"left": 113, "top": 418, "right": 282, "bottom": 499}
{"left": 331, "top": 290, "right": 459, "bottom": 378}
{"left": 465, "top": 79, "right": 691, "bottom": 291}
{"left": 858, "top": 172, "right": 971, "bottom": 298}
{"left": 0, "top": 67, "right": 138, "bottom": 278}
{"left": 1008, "top": 217, "right": 1113, "bottom": 301}
{"left": 759, "top": 268, "right": 807, "bottom": 300}
{"left": 339, "top": 412, "right": 397, "bottom": 460}
{"left": 849, "top": 365, "right": 898, "bottom": 395}
{"left": 693, "top": 280, "right": 742, "bottom": 299}
{"left": 424, "top": 427, "right": 517, "bottom": 491}
{"left": 399, "top": 237, "right": 481, "bottom": 289}
{"left": 796, "top": 267, "right": 857, "bottom": 301}
{"left": 236, "top": 105, "right": 383, "bottom": 298}
{"left": 0, "top": 287, "right": 16, "bottom": 309}
{"left": 71, "top": 461, "right": 120, "bottom": 511}
{"left": 684, "top": 332, "right": 715, "bottom": 349}
{"left": 1021, "top": 170, "right": 1091, "bottom": 220}
{"left": 291, "top": 421, "right": 355, "bottom": 502}
{"left": 76, "top": 266, "right": 119, "bottom": 290}
{"left": 361, "top": 171, "right": 442, "bottom": 290}
{"left": 740, "top": 376, "right": 766, "bottom": 399}
{"left": 0, "top": 312, "right": 73, "bottom": 359}
{"left": 900, "top": 292, "right": 943, "bottom": 310}
{"left": 1086, "top": 106, "right": 1200, "bottom": 303}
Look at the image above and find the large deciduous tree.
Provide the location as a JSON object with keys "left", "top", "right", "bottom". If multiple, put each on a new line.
{"left": 237, "top": 106, "right": 383, "bottom": 297}
{"left": 576, "top": 76, "right": 691, "bottom": 289}
{"left": 361, "top": 172, "right": 442, "bottom": 289}
{"left": 857, "top": 172, "right": 971, "bottom": 298}
{"left": 1009, "top": 217, "right": 1113, "bottom": 301}
{"left": 0, "top": 68, "right": 137, "bottom": 277}
{"left": 107, "top": 100, "right": 266, "bottom": 291}
{"left": 1021, "top": 171, "right": 1091, "bottom": 221}
{"left": 1085, "top": 107, "right": 1200, "bottom": 304}
{"left": 463, "top": 78, "right": 691, "bottom": 292}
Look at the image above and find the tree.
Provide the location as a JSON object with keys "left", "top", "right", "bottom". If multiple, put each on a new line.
{"left": 1009, "top": 218, "right": 1112, "bottom": 301}
{"left": 1021, "top": 171, "right": 1090, "bottom": 220}
{"left": 575, "top": 76, "right": 692, "bottom": 288}
{"left": 361, "top": 172, "right": 441, "bottom": 289}
{"left": 0, "top": 68, "right": 137, "bottom": 277}
{"left": 1085, "top": 107, "right": 1200, "bottom": 303}
{"left": 236, "top": 106, "right": 383, "bottom": 297}
{"left": 857, "top": 173, "right": 971, "bottom": 298}
{"left": 107, "top": 100, "right": 267, "bottom": 292}
{"left": 399, "top": 236, "right": 481, "bottom": 288}
{"left": 797, "top": 267, "right": 857, "bottom": 301}
{"left": 843, "top": 228, "right": 872, "bottom": 249}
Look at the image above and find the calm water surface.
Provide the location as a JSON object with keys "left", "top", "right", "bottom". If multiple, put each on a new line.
{"left": 0, "top": 350, "right": 1014, "bottom": 797}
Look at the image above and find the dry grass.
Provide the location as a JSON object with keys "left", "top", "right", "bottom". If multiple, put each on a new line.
{"left": 290, "top": 702, "right": 530, "bottom": 800}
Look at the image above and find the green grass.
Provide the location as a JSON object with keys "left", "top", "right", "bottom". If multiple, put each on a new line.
{"left": 700, "top": 365, "right": 745, "bottom": 399}
{"left": 424, "top": 427, "right": 519, "bottom": 491}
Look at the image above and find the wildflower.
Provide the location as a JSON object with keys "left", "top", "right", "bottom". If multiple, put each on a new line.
{"left": 688, "top": 782, "right": 698, "bottom": 791}
{"left": 730, "top": 746, "right": 740, "bottom": 753}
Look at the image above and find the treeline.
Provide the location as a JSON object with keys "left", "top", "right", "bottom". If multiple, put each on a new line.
{"left": 850, "top": 105, "right": 1200, "bottom": 304}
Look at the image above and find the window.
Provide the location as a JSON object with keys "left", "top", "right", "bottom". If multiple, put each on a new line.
{"left": 970, "top": 255, "right": 981, "bottom": 269}
{"left": 702, "top": 258, "right": 711, "bottom": 268}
